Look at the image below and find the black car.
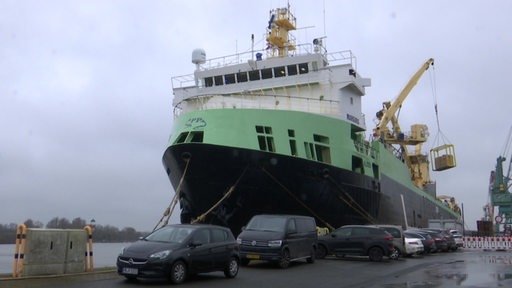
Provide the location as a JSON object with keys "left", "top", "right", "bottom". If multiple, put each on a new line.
{"left": 316, "top": 225, "right": 395, "bottom": 262}
{"left": 117, "top": 224, "right": 240, "bottom": 284}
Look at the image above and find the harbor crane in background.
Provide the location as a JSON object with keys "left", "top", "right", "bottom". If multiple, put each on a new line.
{"left": 488, "top": 127, "right": 512, "bottom": 235}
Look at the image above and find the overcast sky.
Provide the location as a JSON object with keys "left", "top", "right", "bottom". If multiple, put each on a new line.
{"left": 1, "top": 0, "right": 511, "bottom": 232}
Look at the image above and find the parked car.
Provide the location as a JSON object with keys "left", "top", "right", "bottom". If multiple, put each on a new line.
{"left": 409, "top": 229, "right": 448, "bottom": 252}
{"left": 424, "top": 228, "right": 457, "bottom": 251}
{"left": 236, "top": 214, "right": 317, "bottom": 268}
{"left": 404, "top": 230, "right": 436, "bottom": 253}
{"left": 117, "top": 224, "right": 240, "bottom": 284}
{"left": 403, "top": 234, "right": 424, "bottom": 256}
{"left": 374, "top": 225, "right": 405, "bottom": 260}
{"left": 449, "top": 230, "right": 464, "bottom": 248}
{"left": 316, "top": 225, "right": 394, "bottom": 262}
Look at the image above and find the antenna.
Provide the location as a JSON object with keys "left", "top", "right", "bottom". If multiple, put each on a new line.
{"left": 251, "top": 34, "right": 254, "bottom": 60}
{"left": 323, "top": 0, "right": 326, "bottom": 36}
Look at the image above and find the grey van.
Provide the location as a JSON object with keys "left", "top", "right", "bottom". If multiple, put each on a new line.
{"left": 236, "top": 214, "right": 317, "bottom": 268}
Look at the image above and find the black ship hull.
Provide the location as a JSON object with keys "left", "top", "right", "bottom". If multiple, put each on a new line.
{"left": 163, "top": 143, "right": 454, "bottom": 234}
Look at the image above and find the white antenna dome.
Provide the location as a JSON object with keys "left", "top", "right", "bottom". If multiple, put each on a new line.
{"left": 192, "top": 48, "right": 206, "bottom": 65}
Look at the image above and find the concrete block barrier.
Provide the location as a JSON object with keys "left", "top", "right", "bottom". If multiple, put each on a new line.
{"left": 12, "top": 225, "right": 94, "bottom": 278}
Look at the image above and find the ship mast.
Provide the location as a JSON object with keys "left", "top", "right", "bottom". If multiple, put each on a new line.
{"left": 266, "top": 4, "right": 296, "bottom": 58}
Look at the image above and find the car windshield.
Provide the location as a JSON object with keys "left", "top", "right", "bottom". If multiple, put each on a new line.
{"left": 245, "top": 216, "right": 287, "bottom": 232}
{"left": 144, "top": 226, "right": 194, "bottom": 243}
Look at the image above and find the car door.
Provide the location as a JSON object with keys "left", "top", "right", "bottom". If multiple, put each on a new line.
{"left": 209, "top": 228, "right": 232, "bottom": 268}
{"left": 187, "top": 228, "right": 213, "bottom": 271}
{"left": 329, "top": 227, "right": 352, "bottom": 254}
{"left": 344, "top": 227, "right": 370, "bottom": 254}
{"left": 285, "top": 218, "right": 302, "bottom": 259}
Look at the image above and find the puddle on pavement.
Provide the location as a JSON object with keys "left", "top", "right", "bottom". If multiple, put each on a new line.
{"left": 382, "top": 252, "right": 512, "bottom": 287}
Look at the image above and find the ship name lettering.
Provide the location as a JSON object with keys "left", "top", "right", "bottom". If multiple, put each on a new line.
{"left": 346, "top": 114, "right": 359, "bottom": 124}
{"left": 185, "top": 117, "right": 207, "bottom": 129}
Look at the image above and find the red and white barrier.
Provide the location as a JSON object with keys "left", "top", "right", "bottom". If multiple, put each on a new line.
{"left": 463, "top": 236, "right": 512, "bottom": 250}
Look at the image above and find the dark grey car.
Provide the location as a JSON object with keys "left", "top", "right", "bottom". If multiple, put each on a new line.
{"left": 316, "top": 225, "right": 394, "bottom": 262}
{"left": 117, "top": 224, "right": 239, "bottom": 284}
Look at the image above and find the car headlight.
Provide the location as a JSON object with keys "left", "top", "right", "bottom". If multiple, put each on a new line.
{"left": 236, "top": 237, "right": 242, "bottom": 244}
{"left": 268, "top": 240, "right": 282, "bottom": 247}
{"left": 149, "top": 250, "right": 171, "bottom": 259}
{"left": 119, "top": 247, "right": 126, "bottom": 256}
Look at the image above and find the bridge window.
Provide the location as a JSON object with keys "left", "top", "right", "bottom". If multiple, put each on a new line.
{"left": 248, "top": 70, "right": 260, "bottom": 81}
{"left": 237, "top": 72, "right": 248, "bottom": 82}
{"left": 204, "top": 77, "right": 213, "bottom": 87}
{"left": 274, "top": 66, "right": 286, "bottom": 77}
{"left": 299, "top": 63, "right": 309, "bottom": 74}
{"left": 261, "top": 68, "right": 273, "bottom": 79}
{"left": 224, "top": 73, "right": 235, "bottom": 84}
{"left": 287, "top": 64, "right": 298, "bottom": 76}
{"left": 214, "top": 75, "right": 223, "bottom": 86}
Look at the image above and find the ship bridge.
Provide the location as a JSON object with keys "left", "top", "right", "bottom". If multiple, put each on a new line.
{"left": 171, "top": 46, "right": 371, "bottom": 131}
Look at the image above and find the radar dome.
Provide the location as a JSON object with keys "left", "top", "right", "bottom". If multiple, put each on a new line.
{"left": 192, "top": 48, "right": 206, "bottom": 64}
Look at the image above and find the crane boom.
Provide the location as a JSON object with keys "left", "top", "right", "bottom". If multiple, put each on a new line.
{"left": 375, "top": 58, "right": 434, "bottom": 134}
{"left": 373, "top": 58, "right": 434, "bottom": 188}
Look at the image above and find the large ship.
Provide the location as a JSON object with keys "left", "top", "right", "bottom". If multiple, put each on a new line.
{"left": 161, "top": 5, "right": 461, "bottom": 234}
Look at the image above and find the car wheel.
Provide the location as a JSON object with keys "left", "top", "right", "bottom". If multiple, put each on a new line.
{"left": 306, "top": 247, "right": 315, "bottom": 263}
{"left": 224, "top": 257, "right": 239, "bottom": 278}
{"left": 278, "top": 249, "right": 290, "bottom": 269}
{"left": 390, "top": 247, "right": 401, "bottom": 260}
{"left": 316, "top": 245, "right": 327, "bottom": 259}
{"left": 368, "top": 247, "right": 384, "bottom": 262}
{"left": 169, "top": 260, "right": 187, "bottom": 284}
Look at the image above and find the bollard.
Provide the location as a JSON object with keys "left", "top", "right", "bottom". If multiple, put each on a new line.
{"left": 84, "top": 226, "right": 94, "bottom": 272}
{"left": 12, "top": 224, "right": 27, "bottom": 278}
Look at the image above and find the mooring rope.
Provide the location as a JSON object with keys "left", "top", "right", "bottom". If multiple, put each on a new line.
{"left": 325, "top": 175, "right": 377, "bottom": 224}
{"left": 153, "top": 157, "right": 191, "bottom": 231}
{"left": 191, "top": 165, "right": 248, "bottom": 224}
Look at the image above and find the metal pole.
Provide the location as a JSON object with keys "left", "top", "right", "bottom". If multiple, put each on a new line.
{"left": 401, "top": 194, "right": 409, "bottom": 228}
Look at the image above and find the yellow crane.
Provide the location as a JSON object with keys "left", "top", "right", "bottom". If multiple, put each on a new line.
{"left": 437, "top": 195, "right": 462, "bottom": 215}
{"left": 374, "top": 58, "right": 456, "bottom": 188}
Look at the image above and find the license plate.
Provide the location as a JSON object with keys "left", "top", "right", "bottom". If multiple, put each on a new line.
{"left": 246, "top": 254, "right": 260, "bottom": 260}
{"left": 122, "top": 267, "right": 138, "bottom": 275}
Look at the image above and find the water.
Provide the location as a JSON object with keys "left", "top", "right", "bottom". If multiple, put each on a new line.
{"left": 0, "top": 242, "right": 127, "bottom": 274}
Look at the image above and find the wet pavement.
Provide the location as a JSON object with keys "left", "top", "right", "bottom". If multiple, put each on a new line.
{"left": 375, "top": 250, "right": 512, "bottom": 287}
{"left": 1, "top": 249, "right": 511, "bottom": 288}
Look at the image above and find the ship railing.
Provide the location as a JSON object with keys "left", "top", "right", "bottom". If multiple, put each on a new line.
{"left": 354, "top": 140, "right": 379, "bottom": 160}
{"left": 173, "top": 93, "right": 364, "bottom": 123}
{"left": 384, "top": 143, "right": 406, "bottom": 163}
{"left": 171, "top": 46, "right": 356, "bottom": 89}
